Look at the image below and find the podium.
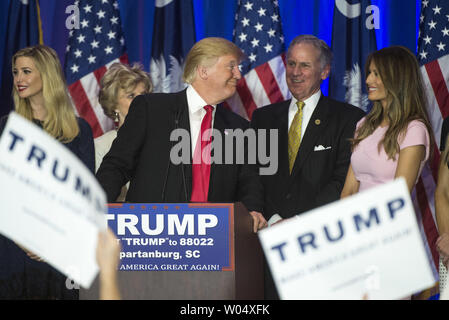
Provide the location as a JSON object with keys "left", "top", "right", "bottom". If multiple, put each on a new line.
{"left": 80, "top": 202, "right": 264, "bottom": 300}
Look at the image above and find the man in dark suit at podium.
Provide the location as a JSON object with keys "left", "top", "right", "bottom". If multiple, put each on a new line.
{"left": 251, "top": 35, "right": 365, "bottom": 298}
{"left": 96, "top": 37, "right": 267, "bottom": 232}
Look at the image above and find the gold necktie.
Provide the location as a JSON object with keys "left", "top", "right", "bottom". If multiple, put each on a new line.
{"left": 288, "top": 101, "right": 305, "bottom": 173}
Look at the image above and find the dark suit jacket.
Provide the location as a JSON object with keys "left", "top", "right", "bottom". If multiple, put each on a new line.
{"left": 96, "top": 89, "right": 263, "bottom": 212}
{"left": 251, "top": 95, "right": 365, "bottom": 220}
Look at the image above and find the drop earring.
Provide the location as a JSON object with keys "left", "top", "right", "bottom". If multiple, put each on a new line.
{"left": 114, "top": 111, "right": 120, "bottom": 130}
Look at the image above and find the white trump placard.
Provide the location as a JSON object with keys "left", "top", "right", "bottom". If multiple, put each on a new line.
{"left": 258, "top": 178, "right": 435, "bottom": 300}
{"left": 0, "top": 112, "right": 107, "bottom": 288}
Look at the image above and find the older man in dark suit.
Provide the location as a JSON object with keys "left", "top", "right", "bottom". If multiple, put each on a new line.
{"left": 252, "top": 34, "right": 365, "bottom": 225}
{"left": 97, "top": 37, "right": 267, "bottom": 232}
{"left": 251, "top": 35, "right": 365, "bottom": 298}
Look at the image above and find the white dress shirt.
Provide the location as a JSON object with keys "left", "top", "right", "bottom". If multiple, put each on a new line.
{"left": 186, "top": 85, "right": 217, "bottom": 153}
{"left": 287, "top": 89, "right": 321, "bottom": 134}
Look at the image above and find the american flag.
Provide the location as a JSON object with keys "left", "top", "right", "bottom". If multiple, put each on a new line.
{"left": 64, "top": 0, "right": 128, "bottom": 138}
{"left": 329, "top": 0, "right": 377, "bottom": 113}
{"left": 416, "top": 0, "right": 449, "bottom": 285}
{"left": 227, "top": 0, "right": 290, "bottom": 120}
{"left": 149, "top": 0, "right": 195, "bottom": 93}
{"left": 0, "top": 0, "right": 41, "bottom": 120}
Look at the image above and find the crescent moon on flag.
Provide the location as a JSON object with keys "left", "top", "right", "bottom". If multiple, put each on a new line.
{"left": 155, "top": 0, "right": 174, "bottom": 8}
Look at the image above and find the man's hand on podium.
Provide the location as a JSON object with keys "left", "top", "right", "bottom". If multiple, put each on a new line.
{"left": 249, "top": 211, "right": 268, "bottom": 233}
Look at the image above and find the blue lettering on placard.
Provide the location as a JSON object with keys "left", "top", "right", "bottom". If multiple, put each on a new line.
{"left": 387, "top": 198, "right": 404, "bottom": 219}
{"left": 270, "top": 197, "right": 406, "bottom": 263}
{"left": 4, "top": 129, "right": 103, "bottom": 213}
{"left": 354, "top": 208, "right": 380, "bottom": 232}
{"left": 74, "top": 176, "right": 91, "bottom": 200}
{"left": 297, "top": 233, "right": 317, "bottom": 254}
{"left": 52, "top": 159, "right": 69, "bottom": 182}
{"left": 27, "top": 145, "right": 46, "bottom": 168}
{"left": 7, "top": 130, "right": 24, "bottom": 151}
{"left": 271, "top": 242, "right": 288, "bottom": 261}
{"left": 324, "top": 220, "right": 344, "bottom": 242}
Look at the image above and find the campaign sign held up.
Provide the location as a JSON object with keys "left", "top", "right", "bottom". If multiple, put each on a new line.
{"left": 107, "top": 203, "right": 234, "bottom": 272}
{"left": 258, "top": 178, "right": 435, "bottom": 300}
{"left": 0, "top": 112, "right": 107, "bottom": 289}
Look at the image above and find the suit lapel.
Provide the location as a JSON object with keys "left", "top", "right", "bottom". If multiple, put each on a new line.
{"left": 289, "top": 96, "right": 330, "bottom": 178}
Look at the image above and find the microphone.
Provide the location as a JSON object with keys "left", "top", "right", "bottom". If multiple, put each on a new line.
{"left": 161, "top": 107, "right": 188, "bottom": 202}
{"left": 175, "top": 108, "right": 189, "bottom": 202}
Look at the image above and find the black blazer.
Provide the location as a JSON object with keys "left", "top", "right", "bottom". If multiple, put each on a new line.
{"left": 251, "top": 95, "right": 365, "bottom": 220}
{"left": 96, "top": 89, "right": 263, "bottom": 212}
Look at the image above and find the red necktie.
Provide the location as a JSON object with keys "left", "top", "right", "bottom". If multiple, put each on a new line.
{"left": 190, "top": 105, "right": 214, "bottom": 202}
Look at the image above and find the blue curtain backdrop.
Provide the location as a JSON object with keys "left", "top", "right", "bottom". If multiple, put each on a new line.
{"left": 0, "top": 0, "right": 419, "bottom": 97}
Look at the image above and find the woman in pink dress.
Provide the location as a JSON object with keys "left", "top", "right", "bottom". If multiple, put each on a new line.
{"left": 340, "top": 45, "right": 436, "bottom": 300}
{"left": 340, "top": 46, "right": 434, "bottom": 198}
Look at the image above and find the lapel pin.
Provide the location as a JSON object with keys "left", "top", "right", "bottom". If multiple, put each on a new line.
{"left": 315, "top": 119, "right": 321, "bottom": 125}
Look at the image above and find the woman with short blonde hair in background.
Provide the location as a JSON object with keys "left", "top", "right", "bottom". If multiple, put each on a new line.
{"left": 95, "top": 62, "right": 152, "bottom": 201}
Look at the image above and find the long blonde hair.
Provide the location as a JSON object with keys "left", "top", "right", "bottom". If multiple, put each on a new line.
{"left": 351, "top": 46, "right": 434, "bottom": 160}
{"left": 12, "top": 45, "right": 79, "bottom": 143}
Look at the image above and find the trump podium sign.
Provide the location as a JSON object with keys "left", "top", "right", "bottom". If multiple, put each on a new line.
{"left": 258, "top": 178, "right": 435, "bottom": 300}
{"left": 107, "top": 203, "right": 234, "bottom": 272}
